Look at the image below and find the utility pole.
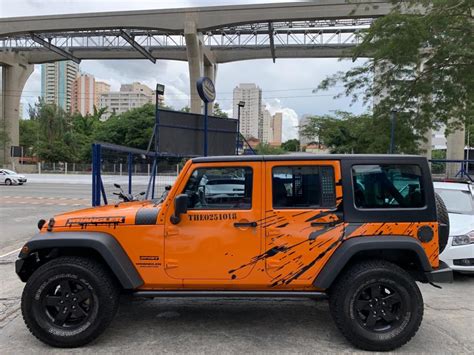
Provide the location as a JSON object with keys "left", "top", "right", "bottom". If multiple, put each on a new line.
{"left": 390, "top": 110, "right": 397, "bottom": 154}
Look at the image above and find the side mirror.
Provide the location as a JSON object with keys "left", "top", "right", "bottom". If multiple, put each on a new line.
{"left": 170, "top": 194, "right": 188, "bottom": 225}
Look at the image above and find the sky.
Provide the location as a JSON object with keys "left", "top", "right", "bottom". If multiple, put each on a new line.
{"left": 2, "top": 0, "right": 370, "bottom": 141}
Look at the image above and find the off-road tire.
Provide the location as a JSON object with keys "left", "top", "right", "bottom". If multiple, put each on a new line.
{"left": 5, "top": 178, "right": 12, "bottom": 185}
{"left": 435, "top": 192, "right": 449, "bottom": 253}
{"left": 329, "top": 260, "right": 423, "bottom": 351}
{"left": 21, "top": 256, "right": 120, "bottom": 348}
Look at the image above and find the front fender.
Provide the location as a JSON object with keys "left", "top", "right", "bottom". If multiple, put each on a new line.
{"left": 16, "top": 231, "right": 143, "bottom": 289}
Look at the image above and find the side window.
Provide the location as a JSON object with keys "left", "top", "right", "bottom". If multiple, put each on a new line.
{"left": 183, "top": 167, "right": 253, "bottom": 210}
{"left": 272, "top": 166, "right": 335, "bottom": 208}
{"left": 352, "top": 164, "right": 425, "bottom": 209}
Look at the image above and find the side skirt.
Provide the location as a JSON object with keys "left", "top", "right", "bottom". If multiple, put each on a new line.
{"left": 133, "top": 290, "right": 327, "bottom": 298}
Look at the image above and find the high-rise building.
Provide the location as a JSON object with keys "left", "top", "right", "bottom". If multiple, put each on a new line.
{"left": 262, "top": 109, "right": 273, "bottom": 143}
{"left": 19, "top": 102, "right": 24, "bottom": 119}
{"left": 71, "top": 74, "right": 95, "bottom": 116}
{"left": 299, "top": 114, "right": 317, "bottom": 147}
{"left": 99, "top": 82, "right": 155, "bottom": 119}
{"left": 41, "top": 61, "right": 79, "bottom": 111}
{"left": 233, "top": 83, "right": 262, "bottom": 140}
{"left": 272, "top": 112, "right": 283, "bottom": 145}
{"left": 94, "top": 81, "right": 111, "bottom": 108}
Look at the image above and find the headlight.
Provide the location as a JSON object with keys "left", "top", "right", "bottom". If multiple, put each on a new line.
{"left": 452, "top": 231, "right": 474, "bottom": 246}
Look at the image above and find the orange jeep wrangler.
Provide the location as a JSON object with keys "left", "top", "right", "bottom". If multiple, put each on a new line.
{"left": 16, "top": 155, "right": 452, "bottom": 350}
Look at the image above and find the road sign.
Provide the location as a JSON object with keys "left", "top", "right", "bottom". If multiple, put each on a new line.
{"left": 196, "top": 77, "right": 216, "bottom": 103}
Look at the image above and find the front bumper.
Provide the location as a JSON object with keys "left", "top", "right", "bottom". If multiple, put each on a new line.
{"left": 440, "top": 240, "right": 474, "bottom": 273}
{"left": 425, "top": 261, "right": 453, "bottom": 283}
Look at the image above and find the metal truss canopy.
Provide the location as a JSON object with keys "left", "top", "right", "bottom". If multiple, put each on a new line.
{"left": 0, "top": 18, "right": 374, "bottom": 63}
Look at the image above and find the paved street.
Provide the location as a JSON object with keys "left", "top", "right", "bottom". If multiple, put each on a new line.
{"left": 1, "top": 179, "right": 473, "bottom": 353}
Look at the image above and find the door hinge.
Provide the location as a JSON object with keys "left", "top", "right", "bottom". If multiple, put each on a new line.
{"left": 266, "top": 228, "right": 281, "bottom": 237}
{"left": 165, "top": 259, "right": 179, "bottom": 269}
{"left": 267, "top": 260, "right": 282, "bottom": 269}
{"left": 166, "top": 227, "right": 179, "bottom": 237}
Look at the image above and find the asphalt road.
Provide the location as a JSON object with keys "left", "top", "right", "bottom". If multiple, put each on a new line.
{"left": 1, "top": 181, "right": 473, "bottom": 354}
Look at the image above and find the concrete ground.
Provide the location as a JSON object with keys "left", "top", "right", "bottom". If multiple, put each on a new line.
{"left": 1, "top": 179, "right": 473, "bottom": 354}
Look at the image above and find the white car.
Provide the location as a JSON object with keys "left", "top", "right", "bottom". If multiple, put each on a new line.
{"left": 434, "top": 181, "right": 474, "bottom": 273}
{"left": 0, "top": 169, "right": 27, "bottom": 185}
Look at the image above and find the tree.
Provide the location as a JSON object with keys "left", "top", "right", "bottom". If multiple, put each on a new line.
{"left": 281, "top": 139, "right": 300, "bottom": 152}
{"left": 19, "top": 119, "right": 39, "bottom": 157}
{"left": 255, "top": 143, "right": 286, "bottom": 155}
{"left": 93, "top": 104, "right": 154, "bottom": 150}
{"left": 316, "top": 0, "right": 473, "bottom": 139}
{"left": 212, "top": 102, "right": 229, "bottom": 118}
{"left": 301, "top": 111, "right": 420, "bottom": 154}
{"left": 28, "top": 100, "right": 76, "bottom": 162}
{"left": 180, "top": 106, "right": 190, "bottom": 113}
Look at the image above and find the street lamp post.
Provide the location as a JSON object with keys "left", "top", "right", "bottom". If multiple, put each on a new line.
{"left": 146, "top": 83, "right": 165, "bottom": 199}
{"left": 236, "top": 101, "right": 245, "bottom": 154}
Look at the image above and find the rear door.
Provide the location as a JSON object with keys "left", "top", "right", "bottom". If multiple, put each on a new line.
{"left": 263, "top": 160, "right": 344, "bottom": 287}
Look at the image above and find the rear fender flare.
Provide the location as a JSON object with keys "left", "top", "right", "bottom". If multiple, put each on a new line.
{"left": 313, "top": 236, "right": 432, "bottom": 290}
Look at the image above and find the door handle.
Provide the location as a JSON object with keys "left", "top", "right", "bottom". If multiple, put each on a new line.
{"left": 233, "top": 221, "right": 257, "bottom": 228}
{"left": 311, "top": 221, "right": 337, "bottom": 227}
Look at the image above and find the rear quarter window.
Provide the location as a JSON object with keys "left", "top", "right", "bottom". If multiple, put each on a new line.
{"left": 352, "top": 164, "right": 425, "bottom": 209}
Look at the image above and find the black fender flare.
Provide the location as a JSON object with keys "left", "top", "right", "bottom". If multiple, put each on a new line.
{"left": 313, "top": 236, "right": 432, "bottom": 290}
{"left": 17, "top": 231, "right": 143, "bottom": 289}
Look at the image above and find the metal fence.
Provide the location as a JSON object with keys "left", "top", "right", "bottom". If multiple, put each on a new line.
{"left": 430, "top": 159, "right": 474, "bottom": 181}
{"left": 91, "top": 142, "right": 193, "bottom": 206}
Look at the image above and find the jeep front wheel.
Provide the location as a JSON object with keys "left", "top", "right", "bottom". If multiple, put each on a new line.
{"left": 21, "top": 256, "right": 119, "bottom": 348}
{"left": 329, "top": 260, "right": 423, "bottom": 351}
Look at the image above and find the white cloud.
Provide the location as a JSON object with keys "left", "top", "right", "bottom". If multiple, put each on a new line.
{"left": 264, "top": 99, "right": 299, "bottom": 142}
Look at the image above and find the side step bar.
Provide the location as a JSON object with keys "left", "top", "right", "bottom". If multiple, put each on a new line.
{"left": 133, "top": 290, "right": 327, "bottom": 298}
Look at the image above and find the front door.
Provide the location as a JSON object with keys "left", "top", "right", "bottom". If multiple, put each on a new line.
{"left": 164, "top": 162, "right": 262, "bottom": 281}
{"left": 263, "top": 161, "right": 345, "bottom": 288}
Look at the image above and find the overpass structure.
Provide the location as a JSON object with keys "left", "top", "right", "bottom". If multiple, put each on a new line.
{"left": 0, "top": 1, "right": 394, "bottom": 163}
{"left": 4, "top": 1, "right": 463, "bottom": 168}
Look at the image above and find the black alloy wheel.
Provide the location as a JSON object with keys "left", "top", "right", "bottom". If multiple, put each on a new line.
{"left": 38, "top": 277, "right": 94, "bottom": 328}
{"left": 353, "top": 282, "right": 403, "bottom": 332}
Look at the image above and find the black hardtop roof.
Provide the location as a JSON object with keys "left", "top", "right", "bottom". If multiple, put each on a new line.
{"left": 192, "top": 154, "right": 425, "bottom": 163}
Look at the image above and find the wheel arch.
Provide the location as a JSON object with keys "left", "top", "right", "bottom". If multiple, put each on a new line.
{"left": 16, "top": 231, "right": 143, "bottom": 289}
{"left": 313, "top": 236, "right": 432, "bottom": 290}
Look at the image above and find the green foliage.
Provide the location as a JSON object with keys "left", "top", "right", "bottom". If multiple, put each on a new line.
{"left": 20, "top": 101, "right": 156, "bottom": 163}
{"left": 19, "top": 119, "right": 39, "bottom": 156}
{"left": 431, "top": 149, "right": 447, "bottom": 174}
{"left": 94, "top": 104, "right": 155, "bottom": 150}
{"left": 255, "top": 143, "right": 286, "bottom": 155}
{"left": 317, "top": 0, "right": 473, "bottom": 137}
{"left": 281, "top": 139, "right": 300, "bottom": 152}
{"left": 213, "top": 102, "right": 229, "bottom": 118}
{"left": 301, "top": 111, "right": 420, "bottom": 154}
{"left": 180, "top": 106, "right": 190, "bottom": 113}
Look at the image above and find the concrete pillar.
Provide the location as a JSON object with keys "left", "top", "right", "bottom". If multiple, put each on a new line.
{"left": 419, "top": 129, "right": 432, "bottom": 160}
{"left": 446, "top": 123, "right": 465, "bottom": 178}
{"left": 185, "top": 20, "right": 217, "bottom": 115}
{"left": 185, "top": 21, "right": 203, "bottom": 114}
{"left": 0, "top": 56, "right": 34, "bottom": 165}
{"left": 204, "top": 62, "right": 217, "bottom": 114}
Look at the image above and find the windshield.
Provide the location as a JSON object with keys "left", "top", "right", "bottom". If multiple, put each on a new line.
{"left": 435, "top": 188, "right": 474, "bottom": 215}
{"left": 2, "top": 169, "right": 16, "bottom": 175}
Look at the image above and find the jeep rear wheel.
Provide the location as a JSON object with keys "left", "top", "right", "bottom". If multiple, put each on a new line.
{"left": 21, "top": 256, "right": 119, "bottom": 348}
{"left": 329, "top": 260, "right": 423, "bottom": 351}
